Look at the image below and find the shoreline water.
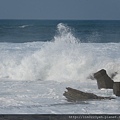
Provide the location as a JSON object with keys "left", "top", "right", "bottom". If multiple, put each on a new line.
{"left": 0, "top": 20, "right": 120, "bottom": 113}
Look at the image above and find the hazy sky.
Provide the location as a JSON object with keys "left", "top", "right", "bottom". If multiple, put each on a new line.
{"left": 0, "top": 0, "right": 120, "bottom": 20}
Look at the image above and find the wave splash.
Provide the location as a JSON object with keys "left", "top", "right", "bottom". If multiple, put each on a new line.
{"left": 54, "top": 23, "right": 79, "bottom": 44}
{"left": 16, "top": 23, "right": 82, "bottom": 81}
{"left": 0, "top": 23, "right": 120, "bottom": 81}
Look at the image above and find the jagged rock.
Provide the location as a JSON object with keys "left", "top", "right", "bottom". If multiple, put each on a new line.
{"left": 113, "top": 82, "right": 120, "bottom": 96}
{"left": 93, "top": 69, "right": 113, "bottom": 89}
{"left": 63, "top": 87, "right": 114, "bottom": 102}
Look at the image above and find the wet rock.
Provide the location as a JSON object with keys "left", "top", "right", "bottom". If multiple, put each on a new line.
{"left": 93, "top": 69, "right": 113, "bottom": 89}
{"left": 63, "top": 87, "right": 114, "bottom": 102}
{"left": 113, "top": 82, "right": 120, "bottom": 96}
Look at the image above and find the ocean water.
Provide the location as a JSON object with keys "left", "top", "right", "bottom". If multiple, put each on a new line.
{"left": 0, "top": 20, "right": 120, "bottom": 114}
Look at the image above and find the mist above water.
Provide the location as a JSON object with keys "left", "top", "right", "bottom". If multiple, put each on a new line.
{"left": 0, "top": 23, "right": 120, "bottom": 82}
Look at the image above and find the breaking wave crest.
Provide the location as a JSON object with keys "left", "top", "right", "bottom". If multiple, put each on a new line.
{"left": 0, "top": 23, "right": 120, "bottom": 82}
{"left": 54, "top": 23, "right": 79, "bottom": 44}
{"left": 19, "top": 25, "right": 30, "bottom": 28}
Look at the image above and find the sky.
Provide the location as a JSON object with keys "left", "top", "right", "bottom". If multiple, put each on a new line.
{"left": 0, "top": 0, "right": 120, "bottom": 20}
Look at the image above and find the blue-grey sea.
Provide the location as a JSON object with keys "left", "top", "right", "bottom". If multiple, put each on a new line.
{"left": 0, "top": 20, "right": 120, "bottom": 114}
{"left": 0, "top": 20, "right": 120, "bottom": 43}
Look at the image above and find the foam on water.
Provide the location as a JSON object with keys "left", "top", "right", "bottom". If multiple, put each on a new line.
{"left": 0, "top": 23, "right": 120, "bottom": 114}
{"left": 19, "top": 25, "right": 30, "bottom": 28}
{"left": 0, "top": 23, "right": 120, "bottom": 82}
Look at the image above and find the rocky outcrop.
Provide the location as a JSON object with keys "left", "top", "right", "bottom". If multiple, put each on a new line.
{"left": 63, "top": 87, "right": 114, "bottom": 102}
{"left": 93, "top": 69, "right": 113, "bottom": 89}
{"left": 63, "top": 69, "right": 119, "bottom": 102}
{"left": 113, "top": 82, "right": 120, "bottom": 96}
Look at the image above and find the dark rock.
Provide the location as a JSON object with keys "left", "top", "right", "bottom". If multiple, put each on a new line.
{"left": 63, "top": 87, "right": 114, "bottom": 102}
{"left": 93, "top": 69, "right": 113, "bottom": 89}
{"left": 113, "top": 82, "right": 120, "bottom": 96}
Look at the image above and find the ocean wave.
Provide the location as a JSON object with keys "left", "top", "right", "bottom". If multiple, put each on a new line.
{"left": 19, "top": 25, "right": 30, "bottom": 28}
{"left": 0, "top": 23, "right": 120, "bottom": 82}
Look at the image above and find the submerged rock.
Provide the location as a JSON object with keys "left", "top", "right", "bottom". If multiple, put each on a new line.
{"left": 93, "top": 69, "right": 113, "bottom": 89}
{"left": 113, "top": 82, "right": 120, "bottom": 96}
{"left": 63, "top": 87, "right": 114, "bottom": 102}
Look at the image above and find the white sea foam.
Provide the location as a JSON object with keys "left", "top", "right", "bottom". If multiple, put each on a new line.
{"left": 0, "top": 23, "right": 120, "bottom": 82}
{"left": 19, "top": 25, "right": 30, "bottom": 28}
{"left": 0, "top": 23, "right": 120, "bottom": 114}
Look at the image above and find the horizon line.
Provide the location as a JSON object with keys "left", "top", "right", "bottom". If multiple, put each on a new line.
{"left": 0, "top": 18, "right": 120, "bottom": 21}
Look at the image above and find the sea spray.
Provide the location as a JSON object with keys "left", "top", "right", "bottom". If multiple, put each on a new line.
{"left": 0, "top": 23, "right": 120, "bottom": 81}
{"left": 15, "top": 23, "right": 91, "bottom": 81}
{"left": 54, "top": 23, "right": 79, "bottom": 44}
{"left": 0, "top": 20, "right": 120, "bottom": 114}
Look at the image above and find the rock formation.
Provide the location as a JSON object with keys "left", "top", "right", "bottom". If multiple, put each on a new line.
{"left": 63, "top": 69, "right": 119, "bottom": 102}
{"left": 93, "top": 69, "right": 113, "bottom": 89}
{"left": 113, "top": 82, "right": 120, "bottom": 96}
{"left": 63, "top": 87, "right": 114, "bottom": 102}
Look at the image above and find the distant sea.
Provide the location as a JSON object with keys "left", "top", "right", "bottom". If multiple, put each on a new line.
{"left": 0, "top": 20, "right": 120, "bottom": 114}
{"left": 0, "top": 20, "right": 120, "bottom": 43}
